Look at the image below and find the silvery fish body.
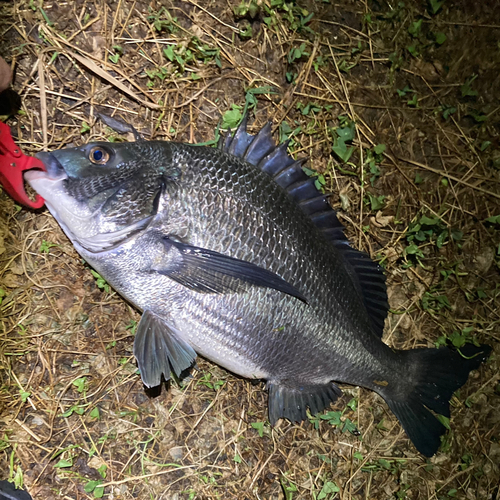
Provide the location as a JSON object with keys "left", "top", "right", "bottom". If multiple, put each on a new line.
{"left": 26, "top": 118, "right": 490, "bottom": 456}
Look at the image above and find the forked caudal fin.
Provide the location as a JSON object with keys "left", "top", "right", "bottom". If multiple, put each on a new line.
{"left": 382, "top": 343, "right": 492, "bottom": 456}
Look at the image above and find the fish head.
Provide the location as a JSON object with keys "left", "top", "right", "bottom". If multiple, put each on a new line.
{"left": 25, "top": 141, "right": 178, "bottom": 253}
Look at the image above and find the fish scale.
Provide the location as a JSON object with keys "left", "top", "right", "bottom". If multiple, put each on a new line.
{"left": 25, "top": 118, "right": 491, "bottom": 456}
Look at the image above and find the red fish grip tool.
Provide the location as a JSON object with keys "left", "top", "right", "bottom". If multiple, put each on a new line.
{"left": 0, "top": 121, "right": 46, "bottom": 209}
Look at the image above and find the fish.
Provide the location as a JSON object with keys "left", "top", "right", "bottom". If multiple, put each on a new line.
{"left": 0, "top": 480, "right": 33, "bottom": 500}
{"left": 25, "top": 117, "right": 491, "bottom": 457}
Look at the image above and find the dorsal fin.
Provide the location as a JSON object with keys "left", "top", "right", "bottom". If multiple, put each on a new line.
{"left": 221, "top": 116, "right": 388, "bottom": 337}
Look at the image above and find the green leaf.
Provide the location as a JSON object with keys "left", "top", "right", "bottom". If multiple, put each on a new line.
{"left": 435, "top": 335, "right": 448, "bottom": 347}
{"left": 407, "top": 93, "right": 418, "bottom": 107}
{"left": 332, "top": 138, "right": 353, "bottom": 163}
{"left": 233, "top": 454, "right": 242, "bottom": 463}
{"left": 279, "top": 121, "right": 292, "bottom": 143}
{"left": 435, "top": 32, "right": 447, "bottom": 44}
{"left": 436, "top": 231, "right": 447, "bottom": 248}
{"left": 61, "top": 407, "right": 74, "bottom": 418}
{"left": 90, "top": 407, "right": 100, "bottom": 419}
{"left": 479, "top": 141, "right": 491, "bottom": 151}
{"left": 321, "top": 411, "right": 342, "bottom": 426}
{"left": 221, "top": 104, "right": 243, "bottom": 129}
{"left": 436, "top": 414, "right": 451, "bottom": 430}
{"left": 336, "top": 122, "right": 355, "bottom": 142}
{"left": 317, "top": 481, "right": 340, "bottom": 499}
{"left": 404, "top": 243, "right": 423, "bottom": 257}
{"left": 373, "top": 143, "right": 386, "bottom": 155}
{"left": 85, "top": 481, "right": 100, "bottom": 493}
{"left": 163, "top": 45, "right": 175, "bottom": 62}
{"left": 80, "top": 121, "right": 91, "bottom": 134}
{"left": 72, "top": 377, "right": 86, "bottom": 393}
{"left": 485, "top": 214, "right": 500, "bottom": 224}
{"left": 369, "top": 161, "right": 380, "bottom": 186}
{"left": 126, "top": 320, "right": 138, "bottom": 335}
{"left": 397, "top": 85, "right": 413, "bottom": 97}
{"left": 97, "top": 464, "right": 107, "bottom": 479}
{"left": 94, "top": 486, "right": 104, "bottom": 498}
{"left": 39, "top": 240, "right": 58, "bottom": 253}
{"left": 239, "top": 24, "right": 253, "bottom": 39}
{"left": 108, "top": 53, "right": 120, "bottom": 64}
{"left": 408, "top": 19, "right": 422, "bottom": 37}
{"left": 342, "top": 418, "right": 358, "bottom": 434}
{"left": 378, "top": 458, "right": 392, "bottom": 469}
{"left": 90, "top": 270, "right": 110, "bottom": 292}
{"left": 54, "top": 458, "right": 73, "bottom": 468}
{"left": 407, "top": 44, "right": 419, "bottom": 57}
{"left": 281, "top": 477, "right": 297, "bottom": 500}
{"left": 419, "top": 215, "right": 440, "bottom": 226}
{"left": 428, "top": 0, "right": 444, "bottom": 14}
{"left": 450, "top": 331, "right": 466, "bottom": 348}
{"left": 19, "top": 390, "right": 31, "bottom": 403}
{"left": 367, "top": 193, "right": 385, "bottom": 211}
{"left": 442, "top": 105, "right": 457, "bottom": 120}
{"left": 461, "top": 75, "right": 478, "bottom": 97}
{"left": 347, "top": 398, "right": 357, "bottom": 411}
{"left": 288, "top": 42, "right": 309, "bottom": 63}
{"left": 251, "top": 421, "right": 265, "bottom": 437}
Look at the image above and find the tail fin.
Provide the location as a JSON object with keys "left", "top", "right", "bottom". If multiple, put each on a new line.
{"left": 383, "top": 344, "right": 491, "bottom": 456}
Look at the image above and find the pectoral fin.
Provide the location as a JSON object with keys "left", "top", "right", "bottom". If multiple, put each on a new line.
{"left": 152, "top": 237, "right": 307, "bottom": 302}
{"left": 133, "top": 310, "right": 197, "bottom": 388}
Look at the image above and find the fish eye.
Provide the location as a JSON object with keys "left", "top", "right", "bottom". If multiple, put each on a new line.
{"left": 89, "top": 146, "right": 110, "bottom": 165}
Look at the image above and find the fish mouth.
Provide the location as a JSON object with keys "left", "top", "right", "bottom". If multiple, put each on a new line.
{"left": 34, "top": 151, "right": 67, "bottom": 179}
{"left": 24, "top": 151, "right": 67, "bottom": 196}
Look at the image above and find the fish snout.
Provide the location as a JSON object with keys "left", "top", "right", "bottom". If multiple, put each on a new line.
{"left": 35, "top": 151, "right": 66, "bottom": 179}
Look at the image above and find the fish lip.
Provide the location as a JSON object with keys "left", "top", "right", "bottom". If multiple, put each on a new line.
{"left": 35, "top": 151, "right": 67, "bottom": 179}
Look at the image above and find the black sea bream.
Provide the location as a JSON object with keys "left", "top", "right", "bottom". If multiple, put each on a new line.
{"left": 25, "top": 118, "right": 491, "bottom": 456}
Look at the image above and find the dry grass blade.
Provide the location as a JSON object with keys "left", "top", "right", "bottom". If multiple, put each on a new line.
{"left": 398, "top": 157, "right": 500, "bottom": 200}
{"left": 64, "top": 50, "right": 161, "bottom": 110}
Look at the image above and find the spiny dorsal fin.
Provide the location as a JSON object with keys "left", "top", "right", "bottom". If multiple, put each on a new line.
{"left": 222, "top": 116, "right": 388, "bottom": 337}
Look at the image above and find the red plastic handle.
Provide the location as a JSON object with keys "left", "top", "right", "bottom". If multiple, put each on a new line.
{"left": 0, "top": 122, "right": 46, "bottom": 209}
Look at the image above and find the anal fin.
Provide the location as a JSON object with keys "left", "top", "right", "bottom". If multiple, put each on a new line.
{"left": 133, "top": 310, "right": 197, "bottom": 388}
{"left": 267, "top": 381, "right": 342, "bottom": 425}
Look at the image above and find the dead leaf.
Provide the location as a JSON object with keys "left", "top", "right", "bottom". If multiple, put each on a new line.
{"left": 372, "top": 211, "right": 394, "bottom": 228}
{"left": 10, "top": 262, "right": 24, "bottom": 275}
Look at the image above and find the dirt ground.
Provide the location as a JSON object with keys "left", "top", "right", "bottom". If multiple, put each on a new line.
{"left": 1, "top": 0, "right": 499, "bottom": 499}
